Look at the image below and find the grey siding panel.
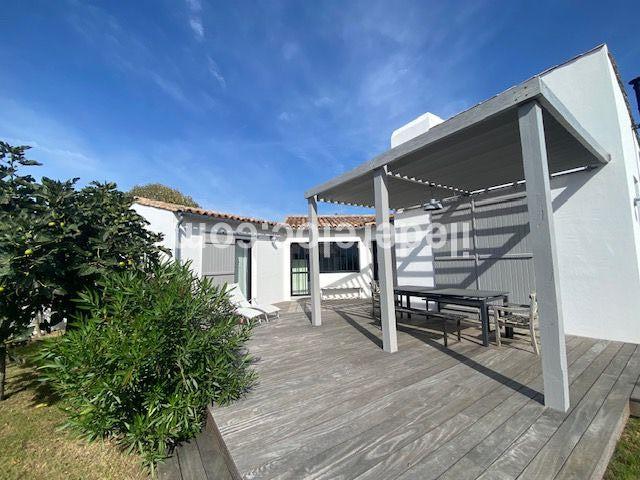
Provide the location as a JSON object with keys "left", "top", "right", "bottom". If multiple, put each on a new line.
{"left": 205, "top": 274, "right": 235, "bottom": 288}
{"left": 477, "top": 257, "right": 535, "bottom": 304}
{"left": 430, "top": 190, "right": 535, "bottom": 303}
{"left": 202, "top": 243, "right": 235, "bottom": 287}
{"left": 474, "top": 194, "right": 531, "bottom": 256}
{"left": 434, "top": 259, "right": 477, "bottom": 289}
{"left": 431, "top": 200, "right": 474, "bottom": 258}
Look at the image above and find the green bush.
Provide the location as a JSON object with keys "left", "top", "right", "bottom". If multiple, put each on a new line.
{"left": 38, "top": 261, "right": 255, "bottom": 466}
{"left": 0, "top": 141, "right": 165, "bottom": 400}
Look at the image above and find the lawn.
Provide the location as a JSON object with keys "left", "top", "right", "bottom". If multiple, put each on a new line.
{"left": 604, "top": 416, "right": 640, "bottom": 480}
{"left": 0, "top": 341, "right": 148, "bottom": 480}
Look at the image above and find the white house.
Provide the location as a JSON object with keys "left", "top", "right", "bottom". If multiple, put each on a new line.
{"left": 133, "top": 198, "right": 427, "bottom": 306}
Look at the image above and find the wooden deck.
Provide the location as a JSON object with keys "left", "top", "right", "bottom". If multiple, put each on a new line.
{"left": 172, "top": 299, "right": 640, "bottom": 479}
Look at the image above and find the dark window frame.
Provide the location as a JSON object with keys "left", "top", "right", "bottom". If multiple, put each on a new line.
{"left": 318, "top": 241, "right": 360, "bottom": 274}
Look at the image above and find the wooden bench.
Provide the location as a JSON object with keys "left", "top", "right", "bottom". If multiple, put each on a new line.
{"left": 394, "top": 305, "right": 465, "bottom": 347}
{"left": 321, "top": 286, "right": 363, "bottom": 299}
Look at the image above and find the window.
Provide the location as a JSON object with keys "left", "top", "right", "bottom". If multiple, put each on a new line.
{"left": 319, "top": 242, "right": 360, "bottom": 273}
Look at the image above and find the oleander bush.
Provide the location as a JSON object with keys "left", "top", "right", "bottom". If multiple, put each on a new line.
{"left": 38, "top": 261, "right": 255, "bottom": 466}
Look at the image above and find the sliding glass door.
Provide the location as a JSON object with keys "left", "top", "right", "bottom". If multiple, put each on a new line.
{"left": 290, "top": 243, "right": 310, "bottom": 296}
{"left": 234, "top": 240, "right": 251, "bottom": 299}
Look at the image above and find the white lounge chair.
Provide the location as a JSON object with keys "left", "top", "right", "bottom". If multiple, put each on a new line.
{"left": 235, "top": 306, "right": 268, "bottom": 324}
{"left": 227, "top": 283, "right": 280, "bottom": 322}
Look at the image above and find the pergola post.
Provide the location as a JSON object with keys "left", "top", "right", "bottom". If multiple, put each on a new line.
{"left": 307, "top": 196, "right": 322, "bottom": 326}
{"left": 373, "top": 168, "right": 398, "bottom": 353}
{"left": 518, "top": 101, "right": 570, "bottom": 412}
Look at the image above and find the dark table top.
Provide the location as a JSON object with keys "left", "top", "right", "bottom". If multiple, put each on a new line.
{"left": 394, "top": 285, "right": 508, "bottom": 300}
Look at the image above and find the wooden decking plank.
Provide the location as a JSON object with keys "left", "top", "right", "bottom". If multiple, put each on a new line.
{"left": 216, "top": 341, "right": 483, "bottom": 435}
{"left": 474, "top": 341, "right": 626, "bottom": 480}
{"left": 176, "top": 440, "right": 208, "bottom": 480}
{"left": 232, "top": 344, "right": 506, "bottom": 475}
{"left": 515, "top": 342, "right": 635, "bottom": 479}
{"left": 157, "top": 454, "right": 182, "bottom": 480}
{"left": 249, "top": 316, "right": 463, "bottom": 378}
{"left": 427, "top": 340, "right": 609, "bottom": 480}
{"left": 225, "top": 342, "right": 504, "bottom": 468}
{"left": 229, "top": 327, "right": 468, "bottom": 405}
{"left": 219, "top": 334, "right": 500, "bottom": 442}
{"left": 354, "top": 338, "right": 597, "bottom": 480}
{"left": 195, "top": 419, "right": 235, "bottom": 480}
{"left": 554, "top": 345, "right": 640, "bottom": 480}
{"left": 630, "top": 378, "right": 640, "bottom": 417}
{"left": 275, "top": 347, "right": 544, "bottom": 479}
{"left": 210, "top": 302, "right": 637, "bottom": 480}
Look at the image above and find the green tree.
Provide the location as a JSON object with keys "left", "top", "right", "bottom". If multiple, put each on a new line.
{"left": 0, "top": 142, "right": 167, "bottom": 399}
{"left": 129, "top": 183, "right": 200, "bottom": 208}
{"left": 0, "top": 143, "right": 42, "bottom": 399}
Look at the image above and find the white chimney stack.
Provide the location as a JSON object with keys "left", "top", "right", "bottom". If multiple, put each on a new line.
{"left": 391, "top": 112, "right": 444, "bottom": 148}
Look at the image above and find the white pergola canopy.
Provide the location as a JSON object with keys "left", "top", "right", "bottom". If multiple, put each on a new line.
{"left": 305, "top": 77, "right": 609, "bottom": 209}
{"left": 304, "top": 70, "right": 612, "bottom": 413}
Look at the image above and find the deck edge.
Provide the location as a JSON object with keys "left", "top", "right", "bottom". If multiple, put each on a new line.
{"left": 588, "top": 399, "right": 633, "bottom": 480}
{"left": 207, "top": 406, "right": 244, "bottom": 480}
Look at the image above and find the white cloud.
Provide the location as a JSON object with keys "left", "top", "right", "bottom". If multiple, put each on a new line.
{"left": 278, "top": 111, "right": 292, "bottom": 121}
{"left": 313, "top": 96, "right": 333, "bottom": 107}
{"left": 185, "top": 0, "right": 204, "bottom": 40}
{"left": 207, "top": 56, "right": 226, "bottom": 88}
{"left": 189, "top": 18, "right": 204, "bottom": 39}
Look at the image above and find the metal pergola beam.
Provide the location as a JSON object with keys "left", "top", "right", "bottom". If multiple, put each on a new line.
{"left": 305, "top": 78, "right": 610, "bottom": 204}
{"left": 373, "top": 168, "right": 398, "bottom": 353}
{"left": 307, "top": 196, "right": 322, "bottom": 327}
{"left": 305, "top": 76, "right": 542, "bottom": 200}
{"left": 519, "top": 100, "right": 570, "bottom": 412}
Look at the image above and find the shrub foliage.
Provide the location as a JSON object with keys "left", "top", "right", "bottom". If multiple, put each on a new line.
{"left": 0, "top": 141, "right": 165, "bottom": 399}
{"left": 38, "top": 262, "right": 255, "bottom": 465}
{"left": 129, "top": 183, "right": 200, "bottom": 208}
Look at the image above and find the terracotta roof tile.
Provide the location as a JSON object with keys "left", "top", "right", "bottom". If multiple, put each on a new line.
{"left": 135, "top": 197, "right": 386, "bottom": 229}
{"left": 284, "top": 214, "right": 379, "bottom": 229}
{"left": 134, "top": 197, "right": 279, "bottom": 226}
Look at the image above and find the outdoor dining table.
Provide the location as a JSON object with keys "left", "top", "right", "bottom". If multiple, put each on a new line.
{"left": 393, "top": 286, "right": 509, "bottom": 347}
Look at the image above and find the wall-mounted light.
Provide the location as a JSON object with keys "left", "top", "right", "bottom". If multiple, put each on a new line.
{"left": 423, "top": 198, "right": 443, "bottom": 211}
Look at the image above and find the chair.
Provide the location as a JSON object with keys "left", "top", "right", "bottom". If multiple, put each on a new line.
{"left": 235, "top": 306, "right": 269, "bottom": 324}
{"left": 370, "top": 281, "right": 380, "bottom": 318}
{"left": 491, "top": 293, "right": 539, "bottom": 354}
{"left": 226, "top": 283, "right": 280, "bottom": 322}
{"left": 370, "top": 281, "right": 402, "bottom": 319}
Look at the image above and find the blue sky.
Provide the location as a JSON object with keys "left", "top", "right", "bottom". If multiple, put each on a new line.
{"left": 1, "top": 0, "right": 638, "bottom": 220}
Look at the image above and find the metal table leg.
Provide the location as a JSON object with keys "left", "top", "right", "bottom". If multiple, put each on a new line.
{"left": 480, "top": 300, "right": 490, "bottom": 347}
{"left": 503, "top": 294, "right": 514, "bottom": 339}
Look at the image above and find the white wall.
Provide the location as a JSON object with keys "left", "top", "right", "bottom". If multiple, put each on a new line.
{"left": 132, "top": 204, "right": 178, "bottom": 257}
{"left": 542, "top": 46, "right": 640, "bottom": 343}
{"left": 281, "top": 229, "right": 375, "bottom": 302}
{"left": 253, "top": 238, "right": 286, "bottom": 305}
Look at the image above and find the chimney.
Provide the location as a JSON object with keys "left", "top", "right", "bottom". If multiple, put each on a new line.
{"left": 391, "top": 112, "right": 444, "bottom": 148}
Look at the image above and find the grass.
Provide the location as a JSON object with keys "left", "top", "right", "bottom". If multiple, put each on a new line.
{"left": 0, "top": 341, "right": 149, "bottom": 480}
{"left": 604, "top": 416, "right": 640, "bottom": 480}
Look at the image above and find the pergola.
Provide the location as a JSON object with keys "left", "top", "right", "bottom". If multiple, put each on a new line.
{"left": 304, "top": 76, "right": 610, "bottom": 412}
